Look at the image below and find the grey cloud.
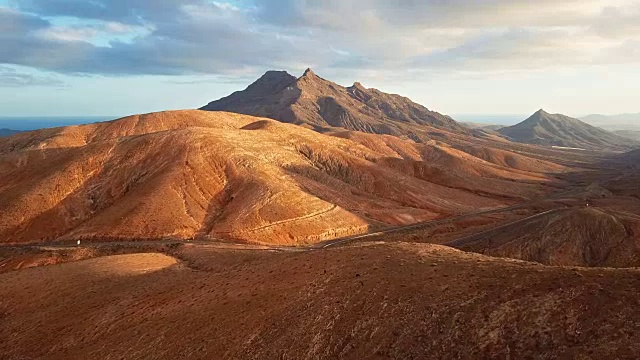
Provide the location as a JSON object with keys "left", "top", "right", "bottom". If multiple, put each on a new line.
{"left": 1, "top": 1, "right": 640, "bottom": 78}
{"left": 255, "top": 0, "right": 603, "bottom": 30}
{"left": 413, "top": 29, "right": 565, "bottom": 67}
{"left": 1, "top": 2, "right": 323, "bottom": 75}
{"left": 0, "top": 7, "right": 49, "bottom": 33}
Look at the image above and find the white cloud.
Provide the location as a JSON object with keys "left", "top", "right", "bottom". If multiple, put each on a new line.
{"left": 35, "top": 26, "right": 99, "bottom": 42}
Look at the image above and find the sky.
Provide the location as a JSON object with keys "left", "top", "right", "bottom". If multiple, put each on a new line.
{"left": 1, "top": 0, "right": 640, "bottom": 119}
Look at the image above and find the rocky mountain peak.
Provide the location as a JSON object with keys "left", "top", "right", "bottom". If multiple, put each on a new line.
{"left": 352, "top": 82, "right": 366, "bottom": 90}
{"left": 248, "top": 70, "right": 296, "bottom": 92}
{"left": 302, "top": 68, "right": 317, "bottom": 78}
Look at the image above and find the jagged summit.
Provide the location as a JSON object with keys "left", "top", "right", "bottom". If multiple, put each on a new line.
{"left": 498, "top": 109, "right": 635, "bottom": 150}
{"left": 201, "top": 69, "right": 465, "bottom": 138}
{"left": 302, "top": 68, "right": 316, "bottom": 77}
{"left": 296, "top": 67, "right": 327, "bottom": 88}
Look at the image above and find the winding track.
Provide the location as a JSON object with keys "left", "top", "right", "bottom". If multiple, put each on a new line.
{"left": 443, "top": 209, "right": 561, "bottom": 248}
{"left": 0, "top": 173, "right": 610, "bottom": 252}
{"left": 0, "top": 200, "right": 566, "bottom": 252}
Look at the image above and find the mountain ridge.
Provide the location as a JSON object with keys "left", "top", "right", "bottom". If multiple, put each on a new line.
{"left": 201, "top": 69, "right": 465, "bottom": 140}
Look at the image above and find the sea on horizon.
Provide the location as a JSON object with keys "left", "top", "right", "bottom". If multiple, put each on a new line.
{"left": 0, "top": 116, "right": 117, "bottom": 131}
{"left": 451, "top": 114, "right": 528, "bottom": 125}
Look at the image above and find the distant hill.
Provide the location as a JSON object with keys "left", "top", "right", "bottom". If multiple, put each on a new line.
{"left": 582, "top": 113, "right": 640, "bottom": 131}
{"left": 498, "top": 109, "right": 634, "bottom": 150}
{"left": 201, "top": 68, "right": 465, "bottom": 140}
{"left": 461, "top": 122, "right": 504, "bottom": 131}
{"left": 613, "top": 130, "right": 640, "bottom": 141}
{"left": 0, "top": 128, "right": 20, "bottom": 137}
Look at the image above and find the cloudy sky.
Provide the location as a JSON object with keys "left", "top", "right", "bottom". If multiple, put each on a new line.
{"left": 1, "top": 0, "right": 639, "bottom": 118}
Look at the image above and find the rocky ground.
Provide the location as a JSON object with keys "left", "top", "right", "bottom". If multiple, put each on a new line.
{"left": 2, "top": 242, "right": 640, "bottom": 359}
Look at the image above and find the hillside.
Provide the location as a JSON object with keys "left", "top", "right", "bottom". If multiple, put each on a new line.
{"left": 499, "top": 109, "right": 634, "bottom": 150}
{"left": 449, "top": 207, "right": 640, "bottom": 267}
{"left": 201, "top": 69, "right": 465, "bottom": 139}
{"left": 3, "top": 242, "right": 640, "bottom": 359}
{"left": 0, "top": 110, "right": 558, "bottom": 245}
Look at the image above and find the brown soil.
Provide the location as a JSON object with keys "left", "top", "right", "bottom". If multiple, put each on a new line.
{"left": 2, "top": 243, "right": 640, "bottom": 359}
{"left": 451, "top": 207, "right": 640, "bottom": 267}
{"left": 0, "top": 243, "right": 182, "bottom": 274}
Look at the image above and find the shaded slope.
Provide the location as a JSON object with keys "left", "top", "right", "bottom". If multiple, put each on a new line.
{"left": 499, "top": 109, "right": 634, "bottom": 150}
{"left": 3, "top": 243, "right": 640, "bottom": 359}
{"left": 450, "top": 207, "right": 640, "bottom": 267}
{"left": 0, "top": 110, "right": 555, "bottom": 245}
{"left": 619, "top": 148, "right": 640, "bottom": 164}
{"left": 201, "top": 68, "right": 465, "bottom": 138}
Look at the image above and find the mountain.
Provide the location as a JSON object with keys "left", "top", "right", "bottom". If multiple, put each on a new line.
{"left": 201, "top": 70, "right": 620, "bottom": 163}
{"left": 0, "top": 110, "right": 559, "bottom": 245}
{"left": 498, "top": 109, "right": 634, "bottom": 150}
{"left": 0, "top": 128, "right": 20, "bottom": 137}
{"left": 201, "top": 68, "right": 465, "bottom": 140}
{"left": 582, "top": 113, "right": 640, "bottom": 131}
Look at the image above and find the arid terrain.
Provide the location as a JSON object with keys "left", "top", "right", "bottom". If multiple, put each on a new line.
{"left": 1, "top": 70, "right": 640, "bottom": 359}
{"left": 0, "top": 108, "right": 577, "bottom": 245}
{"left": 3, "top": 242, "right": 640, "bottom": 359}
{"left": 4, "top": 0, "right": 640, "bottom": 357}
